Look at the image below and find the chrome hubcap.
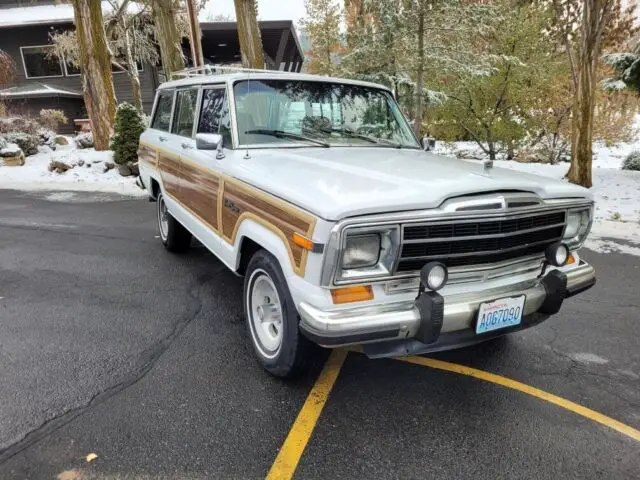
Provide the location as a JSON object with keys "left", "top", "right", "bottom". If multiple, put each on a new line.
{"left": 248, "top": 270, "right": 283, "bottom": 358}
{"left": 158, "top": 196, "right": 169, "bottom": 240}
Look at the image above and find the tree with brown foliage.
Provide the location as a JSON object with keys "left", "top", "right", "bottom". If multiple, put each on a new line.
{"left": 552, "top": 0, "right": 636, "bottom": 187}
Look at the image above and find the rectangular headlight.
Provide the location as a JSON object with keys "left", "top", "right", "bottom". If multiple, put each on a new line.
{"left": 563, "top": 207, "right": 592, "bottom": 247}
{"left": 342, "top": 234, "right": 380, "bottom": 269}
{"left": 337, "top": 226, "right": 400, "bottom": 283}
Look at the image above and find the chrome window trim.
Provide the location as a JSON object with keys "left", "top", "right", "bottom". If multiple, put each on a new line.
{"left": 149, "top": 89, "right": 176, "bottom": 133}
{"left": 320, "top": 198, "right": 594, "bottom": 287}
{"left": 171, "top": 86, "right": 200, "bottom": 138}
{"left": 196, "top": 84, "right": 234, "bottom": 148}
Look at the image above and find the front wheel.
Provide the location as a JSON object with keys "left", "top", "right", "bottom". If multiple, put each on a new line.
{"left": 157, "top": 192, "right": 191, "bottom": 253}
{"left": 244, "top": 250, "right": 318, "bottom": 378}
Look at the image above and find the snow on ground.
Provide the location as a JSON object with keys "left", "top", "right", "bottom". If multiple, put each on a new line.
{"left": 0, "top": 141, "right": 144, "bottom": 197}
{"left": 434, "top": 140, "right": 640, "bottom": 255}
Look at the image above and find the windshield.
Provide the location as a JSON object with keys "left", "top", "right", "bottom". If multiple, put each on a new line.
{"left": 233, "top": 80, "right": 420, "bottom": 148}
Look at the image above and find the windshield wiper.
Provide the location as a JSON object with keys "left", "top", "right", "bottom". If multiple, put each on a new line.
{"left": 245, "top": 129, "right": 330, "bottom": 148}
{"left": 321, "top": 127, "right": 404, "bottom": 148}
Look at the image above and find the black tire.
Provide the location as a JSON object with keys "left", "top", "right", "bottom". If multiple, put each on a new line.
{"left": 157, "top": 191, "right": 192, "bottom": 253}
{"left": 243, "top": 249, "right": 318, "bottom": 378}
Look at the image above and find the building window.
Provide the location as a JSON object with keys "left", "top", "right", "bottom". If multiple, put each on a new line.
{"left": 64, "top": 61, "right": 81, "bottom": 76}
{"left": 21, "top": 45, "right": 63, "bottom": 79}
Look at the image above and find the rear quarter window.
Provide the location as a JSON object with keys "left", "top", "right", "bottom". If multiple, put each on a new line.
{"left": 151, "top": 91, "right": 174, "bottom": 131}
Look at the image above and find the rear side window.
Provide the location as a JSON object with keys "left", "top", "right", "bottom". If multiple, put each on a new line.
{"left": 172, "top": 89, "right": 198, "bottom": 137}
{"left": 198, "top": 87, "right": 232, "bottom": 147}
{"left": 151, "top": 91, "right": 173, "bottom": 131}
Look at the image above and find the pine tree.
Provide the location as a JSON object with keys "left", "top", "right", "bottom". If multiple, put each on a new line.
{"left": 110, "top": 102, "right": 146, "bottom": 166}
{"left": 301, "top": 0, "right": 343, "bottom": 75}
{"left": 603, "top": 51, "right": 640, "bottom": 94}
{"left": 429, "top": 1, "right": 558, "bottom": 160}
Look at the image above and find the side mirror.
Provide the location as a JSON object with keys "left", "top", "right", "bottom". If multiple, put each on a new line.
{"left": 196, "top": 133, "right": 222, "bottom": 150}
{"left": 196, "top": 133, "right": 225, "bottom": 159}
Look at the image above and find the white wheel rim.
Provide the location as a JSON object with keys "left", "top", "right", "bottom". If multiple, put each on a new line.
{"left": 247, "top": 269, "right": 283, "bottom": 359}
{"left": 158, "top": 195, "right": 169, "bottom": 241}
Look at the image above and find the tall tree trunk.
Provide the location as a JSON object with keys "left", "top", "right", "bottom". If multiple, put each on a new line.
{"left": 566, "top": 0, "right": 612, "bottom": 188}
{"left": 234, "top": 0, "right": 265, "bottom": 69}
{"left": 72, "top": 0, "right": 116, "bottom": 151}
{"left": 413, "top": 7, "right": 425, "bottom": 137}
{"left": 151, "top": 0, "right": 185, "bottom": 78}
{"left": 568, "top": 62, "right": 596, "bottom": 187}
{"left": 123, "top": 27, "right": 143, "bottom": 112}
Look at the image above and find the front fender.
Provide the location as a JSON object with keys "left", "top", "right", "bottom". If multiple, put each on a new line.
{"left": 233, "top": 218, "right": 297, "bottom": 278}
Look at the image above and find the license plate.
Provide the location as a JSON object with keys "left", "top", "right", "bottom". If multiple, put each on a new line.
{"left": 475, "top": 295, "right": 525, "bottom": 334}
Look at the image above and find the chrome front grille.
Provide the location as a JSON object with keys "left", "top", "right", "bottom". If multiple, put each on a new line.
{"left": 396, "top": 211, "right": 566, "bottom": 273}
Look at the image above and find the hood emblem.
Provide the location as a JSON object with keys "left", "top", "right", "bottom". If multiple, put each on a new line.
{"left": 483, "top": 160, "right": 493, "bottom": 174}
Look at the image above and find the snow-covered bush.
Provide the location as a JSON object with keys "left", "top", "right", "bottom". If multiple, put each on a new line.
{"left": 75, "top": 132, "right": 94, "bottom": 149}
{"left": 2, "top": 117, "right": 41, "bottom": 135}
{"left": 39, "top": 109, "right": 68, "bottom": 132}
{"left": 37, "top": 129, "right": 57, "bottom": 149}
{"left": 0, "top": 136, "right": 7, "bottom": 150}
{"left": 110, "top": 102, "right": 145, "bottom": 166}
{"left": 622, "top": 151, "right": 640, "bottom": 171}
{"left": 5, "top": 132, "right": 39, "bottom": 156}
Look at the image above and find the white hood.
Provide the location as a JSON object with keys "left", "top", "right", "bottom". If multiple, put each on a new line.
{"left": 230, "top": 147, "right": 592, "bottom": 221}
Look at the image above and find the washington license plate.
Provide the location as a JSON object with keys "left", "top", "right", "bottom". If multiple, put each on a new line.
{"left": 475, "top": 295, "right": 525, "bottom": 334}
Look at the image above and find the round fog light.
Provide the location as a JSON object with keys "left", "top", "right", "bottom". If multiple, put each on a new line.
{"left": 421, "top": 262, "right": 448, "bottom": 291}
{"left": 545, "top": 242, "right": 569, "bottom": 267}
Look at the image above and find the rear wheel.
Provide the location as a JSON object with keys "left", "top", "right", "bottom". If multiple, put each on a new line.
{"left": 157, "top": 192, "right": 191, "bottom": 253}
{"left": 244, "top": 249, "right": 317, "bottom": 378}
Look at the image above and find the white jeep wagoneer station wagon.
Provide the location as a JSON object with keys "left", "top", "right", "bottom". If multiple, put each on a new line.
{"left": 137, "top": 66, "right": 596, "bottom": 378}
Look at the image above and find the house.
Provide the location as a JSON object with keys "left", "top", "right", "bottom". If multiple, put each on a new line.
{"left": 0, "top": 0, "right": 304, "bottom": 133}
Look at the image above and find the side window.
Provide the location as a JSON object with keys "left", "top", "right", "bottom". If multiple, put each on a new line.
{"left": 198, "top": 88, "right": 232, "bottom": 148}
{"left": 171, "top": 89, "right": 198, "bottom": 137}
{"left": 151, "top": 91, "right": 174, "bottom": 131}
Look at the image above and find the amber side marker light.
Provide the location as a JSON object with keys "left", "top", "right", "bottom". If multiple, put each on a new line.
{"left": 566, "top": 253, "right": 576, "bottom": 265}
{"left": 331, "top": 285, "right": 374, "bottom": 304}
{"left": 292, "top": 233, "right": 314, "bottom": 251}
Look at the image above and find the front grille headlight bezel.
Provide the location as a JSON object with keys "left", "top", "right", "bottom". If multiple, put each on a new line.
{"left": 563, "top": 206, "right": 592, "bottom": 248}
{"left": 335, "top": 225, "right": 401, "bottom": 283}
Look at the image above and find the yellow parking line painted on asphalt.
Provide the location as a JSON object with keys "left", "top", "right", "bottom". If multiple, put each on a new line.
{"left": 397, "top": 355, "right": 640, "bottom": 442}
{"left": 266, "top": 349, "right": 349, "bottom": 480}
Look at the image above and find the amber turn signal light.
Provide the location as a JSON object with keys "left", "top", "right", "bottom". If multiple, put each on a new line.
{"left": 566, "top": 253, "right": 576, "bottom": 265}
{"left": 331, "top": 285, "right": 374, "bottom": 304}
{"left": 292, "top": 232, "right": 314, "bottom": 251}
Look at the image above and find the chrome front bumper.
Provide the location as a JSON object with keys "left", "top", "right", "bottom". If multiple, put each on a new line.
{"left": 298, "top": 261, "right": 596, "bottom": 354}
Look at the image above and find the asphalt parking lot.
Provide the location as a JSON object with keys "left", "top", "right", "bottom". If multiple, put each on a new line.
{"left": 0, "top": 189, "right": 638, "bottom": 479}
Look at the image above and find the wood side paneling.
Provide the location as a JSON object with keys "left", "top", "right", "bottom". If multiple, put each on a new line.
{"left": 158, "top": 153, "right": 181, "bottom": 198}
{"left": 138, "top": 143, "right": 158, "bottom": 167}
{"left": 221, "top": 180, "right": 315, "bottom": 273}
{"left": 146, "top": 145, "right": 316, "bottom": 276}
{"left": 180, "top": 160, "right": 220, "bottom": 230}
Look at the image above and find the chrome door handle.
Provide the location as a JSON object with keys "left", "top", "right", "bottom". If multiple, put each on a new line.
{"left": 158, "top": 136, "right": 168, "bottom": 142}
{"left": 181, "top": 143, "right": 193, "bottom": 150}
